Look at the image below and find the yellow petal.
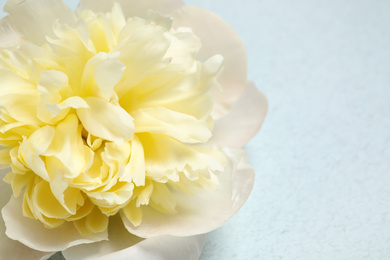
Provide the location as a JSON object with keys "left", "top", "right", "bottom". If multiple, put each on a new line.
{"left": 18, "top": 126, "right": 55, "bottom": 181}
{"left": 94, "top": 54, "right": 125, "bottom": 99}
{"left": 149, "top": 182, "right": 176, "bottom": 214}
{"left": 37, "top": 70, "right": 69, "bottom": 122}
{"left": 133, "top": 106, "right": 212, "bottom": 144}
{"left": 77, "top": 97, "right": 135, "bottom": 144}
{"left": 0, "top": 148, "right": 12, "bottom": 167}
{"left": 121, "top": 135, "right": 145, "bottom": 186}
{"left": 4, "top": 171, "right": 34, "bottom": 197}
{"left": 120, "top": 200, "right": 142, "bottom": 227}
{"left": 48, "top": 96, "right": 90, "bottom": 117}
{"left": 85, "top": 207, "right": 109, "bottom": 233}
{"left": 46, "top": 114, "right": 90, "bottom": 178}
{"left": 66, "top": 198, "right": 95, "bottom": 221}
{"left": 88, "top": 181, "right": 134, "bottom": 208}
{"left": 81, "top": 52, "right": 125, "bottom": 99}
{"left": 135, "top": 179, "right": 153, "bottom": 207}
{"left": 32, "top": 179, "right": 71, "bottom": 219}
{"left": 139, "top": 133, "right": 224, "bottom": 182}
{"left": 102, "top": 141, "right": 131, "bottom": 166}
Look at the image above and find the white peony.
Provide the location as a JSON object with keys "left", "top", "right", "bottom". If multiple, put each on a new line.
{"left": 0, "top": 0, "right": 267, "bottom": 259}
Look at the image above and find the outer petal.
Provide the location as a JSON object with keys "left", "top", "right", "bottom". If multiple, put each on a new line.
{"left": 0, "top": 16, "right": 21, "bottom": 48}
{"left": 62, "top": 215, "right": 142, "bottom": 259}
{"left": 90, "top": 235, "right": 206, "bottom": 260}
{"left": 172, "top": 6, "right": 247, "bottom": 119}
{"left": 0, "top": 169, "right": 50, "bottom": 259}
{"left": 2, "top": 194, "right": 108, "bottom": 252}
{"left": 121, "top": 147, "right": 254, "bottom": 237}
{"left": 77, "top": 0, "right": 184, "bottom": 19}
{"left": 209, "top": 82, "right": 268, "bottom": 147}
{"left": 4, "top": 0, "right": 76, "bottom": 45}
{"left": 63, "top": 215, "right": 205, "bottom": 260}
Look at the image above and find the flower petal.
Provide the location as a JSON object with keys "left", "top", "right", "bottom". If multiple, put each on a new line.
{"left": 0, "top": 170, "right": 51, "bottom": 259}
{"left": 57, "top": 96, "right": 89, "bottom": 110}
{"left": 121, "top": 147, "right": 255, "bottom": 237}
{"left": 4, "top": 0, "right": 76, "bottom": 45}
{"left": 0, "top": 16, "right": 21, "bottom": 48}
{"left": 133, "top": 107, "right": 212, "bottom": 144}
{"left": 64, "top": 215, "right": 205, "bottom": 260}
{"left": 0, "top": 68, "right": 40, "bottom": 125}
{"left": 94, "top": 54, "right": 126, "bottom": 99}
{"left": 121, "top": 135, "right": 145, "bottom": 186}
{"left": 76, "top": 97, "right": 135, "bottom": 145}
{"left": 1, "top": 194, "right": 108, "bottom": 252}
{"left": 137, "top": 134, "right": 224, "bottom": 183}
{"left": 77, "top": 0, "right": 184, "bottom": 19}
{"left": 81, "top": 52, "right": 125, "bottom": 100}
{"left": 172, "top": 6, "right": 248, "bottom": 118}
{"left": 209, "top": 82, "right": 268, "bottom": 147}
{"left": 37, "top": 70, "right": 69, "bottom": 123}
{"left": 91, "top": 235, "right": 206, "bottom": 260}
{"left": 62, "top": 214, "right": 142, "bottom": 259}
{"left": 18, "top": 126, "right": 55, "bottom": 182}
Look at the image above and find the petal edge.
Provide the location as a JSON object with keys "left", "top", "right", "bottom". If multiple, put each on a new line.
{"left": 2, "top": 195, "right": 108, "bottom": 252}
{"left": 172, "top": 6, "right": 248, "bottom": 119}
{"left": 121, "top": 147, "right": 255, "bottom": 238}
{"left": 209, "top": 82, "right": 268, "bottom": 147}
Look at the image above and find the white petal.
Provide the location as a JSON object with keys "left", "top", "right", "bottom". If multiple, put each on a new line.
{"left": 209, "top": 82, "right": 268, "bottom": 147}
{"left": 0, "top": 16, "right": 22, "bottom": 48}
{"left": 121, "top": 147, "right": 255, "bottom": 237}
{"left": 4, "top": 0, "right": 76, "bottom": 45}
{"left": 77, "top": 0, "right": 184, "bottom": 19}
{"left": 172, "top": 6, "right": 248, "bottom": 118}
{"left": 1, "top": 194, "right": 108, "bottom": 252}
{"left": 0, "top": 170, "right": 51, "bottom": 259}
{"left": 62, "top": 215, "right": 140, "bottom": 259}
{"left": 76, "top": 97, "right": 135, "bottom": 145}
{"left": 64, "top": 215, "right": 205, "bottom": 260}
{"left": 91, "top": 235, "right": 206, "bottom": 260}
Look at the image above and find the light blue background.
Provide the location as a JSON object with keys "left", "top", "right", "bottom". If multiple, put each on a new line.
{"left": 188, "top": 1, "right": 390, "bottom": 260}
{"left": 1, "top": 0, "right": 390, "bottom": 259}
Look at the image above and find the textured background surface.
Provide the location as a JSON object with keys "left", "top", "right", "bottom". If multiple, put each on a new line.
{"left": 2, "top": 0, "right": 390, "bottom": 259}
{"left": 189, "top": 1, "right": 390, "bottom": 259}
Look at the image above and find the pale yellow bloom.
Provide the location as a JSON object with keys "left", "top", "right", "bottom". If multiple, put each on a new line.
{"left": 0, "top": 0, "right": 267, "bottom": 258}
{"left": 1, "top": 3, "right": 225, "bottom": 236}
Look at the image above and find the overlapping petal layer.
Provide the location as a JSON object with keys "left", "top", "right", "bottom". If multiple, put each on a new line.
{"left": 0, "top": 168, "right": 53, "bottom": 260}
{"left": 0, "top": 0, "right": 267, "bottom": 258}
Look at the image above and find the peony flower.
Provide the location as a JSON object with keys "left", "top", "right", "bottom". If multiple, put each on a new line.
{"left": 0, "top": 0, "right": 267, "bottom": 259}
